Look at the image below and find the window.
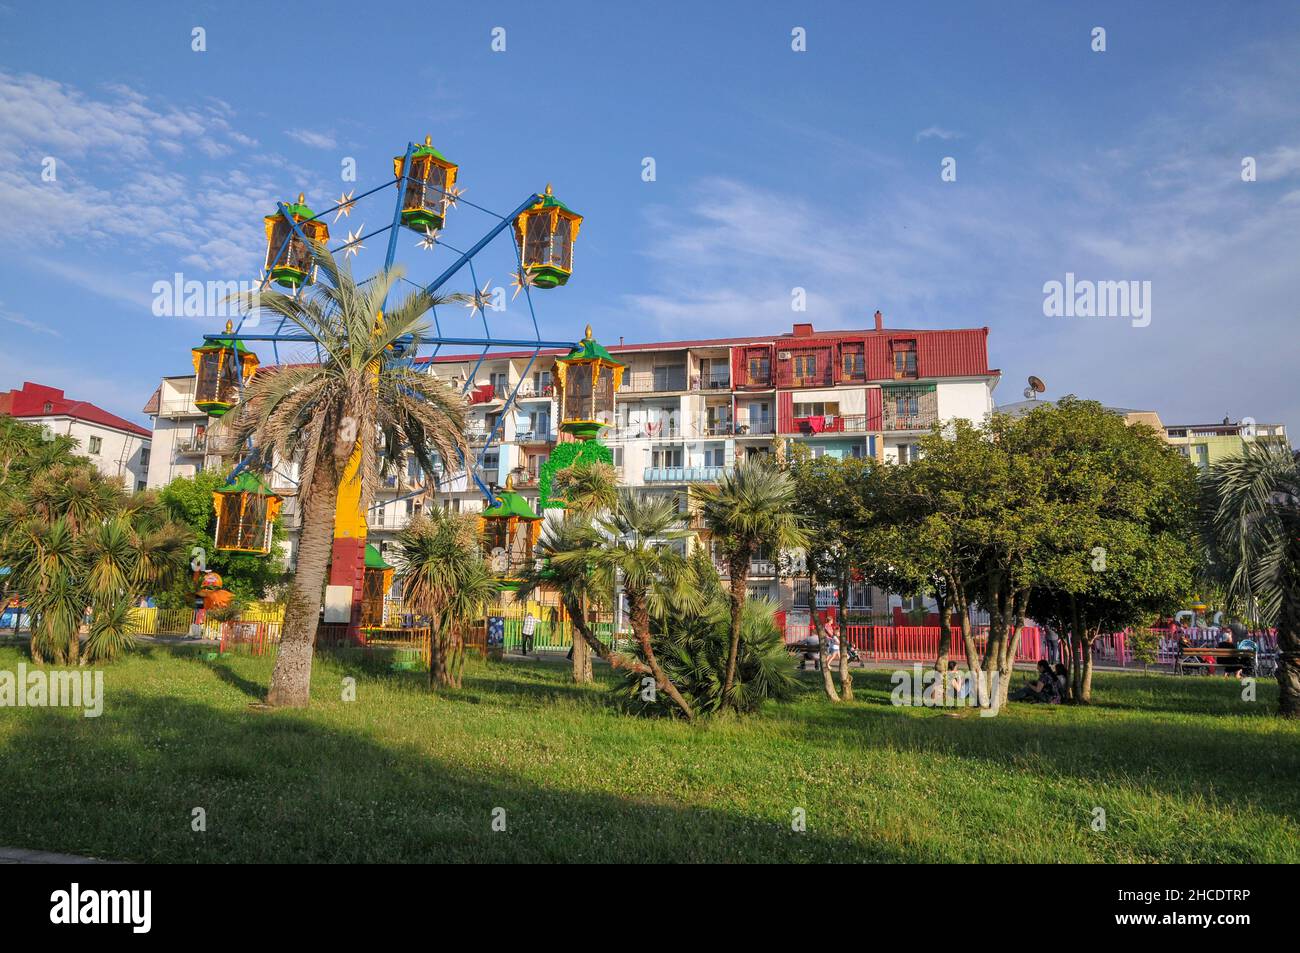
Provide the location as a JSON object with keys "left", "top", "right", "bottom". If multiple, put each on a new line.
{"left": 893, "top": 394, "right": 920, "bottom": 418}
{"left": 140, "top": 448, "right": 151, "bottom": 467}
{"left": 610, "top": 446, "right": 624, "bottom": 467}
{"left": 891, "top": 340, "right": 918, "bottom": 378}
{"left": 532, "top": 370, "right": 552, "bottom": 393}
{"left": 897, "top": 443, "right": 921, "bottom": 464}
{"left": 703, "top": 446, "right": 726, "bottom": 467}
{"left": 88, "top": 436, "right": 102, "bottom": 455}
{"left": 850, "top": 442, "right": 866, "bottom": 460}
{"left": 812, "top": 446, "right": 826, "bottom": 459}
{"left": 841, "top": 344, "right": 865, "bottom": 379}
{"left": 651, "top": 446, "right": 682, "bottom": 468}
{"left": 793, "top": 353, "right": 818, "bottom": 381}
{"left": 793, "top": 401, "right": 839, "bottom": 418}
{"left": 747, "top": 351, "right": 770, "bottom": 384}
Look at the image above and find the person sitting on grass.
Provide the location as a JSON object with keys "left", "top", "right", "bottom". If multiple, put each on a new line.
{"left": 1054, "top": 663, "right": 1070, "bottom": 699}
{"left": 1011, "top": 660, "right": 1060, "bottom": 703}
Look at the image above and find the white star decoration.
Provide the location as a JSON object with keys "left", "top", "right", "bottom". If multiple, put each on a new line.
{"left": 333, "top": 190, "right": 356, "bottom": 222}
{"left": 343, "top": 224, "right": 365, "bottom": 258}
{"left": 463, "top": 279, "right": 495, "bottom": 316}
{"left": 416, "top": 227, "right": 438, "bottom": 251}
{"left": 510, "top": 268, "right": 536, "bottom": 300}
{"left": 443, "top": 185, "right": 465, "bottom": 209}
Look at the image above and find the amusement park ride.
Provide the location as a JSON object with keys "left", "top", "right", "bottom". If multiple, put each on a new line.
{"left": 190, "top": 136, "right": 622, "bottom": 640}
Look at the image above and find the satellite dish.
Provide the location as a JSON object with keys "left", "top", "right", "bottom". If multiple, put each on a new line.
{"left": 1024, "top": 375, "right": 1046, "bottom": 400}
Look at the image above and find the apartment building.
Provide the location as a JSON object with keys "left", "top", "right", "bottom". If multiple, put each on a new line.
{"left": 403, "top": 313, "right": 1000, "bottom": 612}
{"left": 1162, "top": 418, "right": 1290, "bottom": 470}
{"left": 140, "top": 313, "right": 1000, "bottom": 610}
{"left": 1, "top": 381, "right": 151, "bottom": 492}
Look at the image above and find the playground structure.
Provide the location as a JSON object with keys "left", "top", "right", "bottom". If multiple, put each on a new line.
{"left": 191, "top": 135, "right": 611, "bottom": 642}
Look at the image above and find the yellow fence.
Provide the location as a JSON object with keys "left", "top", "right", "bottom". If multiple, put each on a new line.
{"left": 127, "top": 602, "right": 286, "bottom": 637}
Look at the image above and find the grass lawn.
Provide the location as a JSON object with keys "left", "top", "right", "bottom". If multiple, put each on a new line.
{"left": 1, "top": 644, "right": 1297, "bottom": 863}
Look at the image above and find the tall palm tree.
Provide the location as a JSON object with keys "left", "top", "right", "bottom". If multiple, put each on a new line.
{"left": 548, "top": 459, "right": 618, "bottom": 682}
{"left": 553, "top": 490, "right": 699, "bottom": 719}
{"left": 695, "top": 459, "right": 808, "bottom": 705}
{"left": 230, "top": 244, "right": 467, "bottom": 707}
{"left": 394, "top": 510, "right": 495, "bottom": 688}
{"left": 1203, "top": 442, "right": 1300, "bottom": 717}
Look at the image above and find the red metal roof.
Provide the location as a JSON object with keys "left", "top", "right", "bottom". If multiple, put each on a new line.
{"left": 420, "top": 320, "right": 997, "bottom": 379}
{"left": 0, "top": 382, "right": 151, "bottom": 438}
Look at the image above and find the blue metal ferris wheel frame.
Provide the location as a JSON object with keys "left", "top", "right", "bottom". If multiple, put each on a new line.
{"left": 205, "top": 141, "right": 581, "bottom": 508}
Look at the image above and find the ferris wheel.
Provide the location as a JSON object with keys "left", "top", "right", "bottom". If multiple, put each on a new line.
{"left": 191, "top": 135, "right": 586, "bottom": 511}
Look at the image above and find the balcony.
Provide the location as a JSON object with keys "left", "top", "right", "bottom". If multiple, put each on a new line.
{"left": 690, "top": 374, "right": 732, "bottom": 391}
{"left": 515, "top": 381, "right": 556, "bottom": 400}
{"left": 620, "top": 369, "right": 688, "bottom": 394}
{"left": 175, "top": 436, "right": 207, "bottom": 455}
{"left": 514, "top": 429, "right": 555, "bottom": 444}
{"left": 643, "top": 465, "right": 731, "bottom": 483}
{"left": 368, "top": 511, "right": 412, "bottom": 532}
{"left": 733, "top": 418, "right": 776, "bottom": 436}
{"left": 157, "top": 399, "right": 206, "bottom": 418}
{"left": 791, "top": 414, "right": 870, "bottom": 436}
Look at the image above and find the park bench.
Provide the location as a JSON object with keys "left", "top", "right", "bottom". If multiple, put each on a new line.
{"left": 1175, "top": 645, "right": 1254, "bottom": 676}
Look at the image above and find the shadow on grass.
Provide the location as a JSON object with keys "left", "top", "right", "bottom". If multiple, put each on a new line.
{"left": 0, "top": 684, "right": 894, "bottom": 863}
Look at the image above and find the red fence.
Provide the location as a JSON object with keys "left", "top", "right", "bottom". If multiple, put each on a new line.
{"left": 784, "top": 623, "right": 1048, "bottom": 663}
{"left": 783, "top": 623, "right": 1280, "bottom": 669}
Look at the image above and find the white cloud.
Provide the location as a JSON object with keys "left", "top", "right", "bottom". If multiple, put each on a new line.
{"left": 285, "top": 128, "right": 337, "bottom": 150}
{"left": 916, "top": 126, "right": 962, "bottom": 142}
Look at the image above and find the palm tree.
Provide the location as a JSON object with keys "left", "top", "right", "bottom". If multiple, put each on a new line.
{"left": 1203, "top": 443, "right": 1300, "bottom": 717}
{"left": 394, "top": 510, "right": 495, "bottom": 688}
{"left": 552, "top": 490, "right": 699, "bottom": 719}
{"left": 695, "top": 459, "right": 808, "bottom": 705}
{"left": 550, "top": 461, "right": 618, "bottom": 517}
{"left": 548, "top": 459, "right": 618, "bottom": 682}
{"left": 230, "top": 244, "right": 467, "bottom": 707}
{"left": 0, "top": 464, "right": 189, "bottom": 664}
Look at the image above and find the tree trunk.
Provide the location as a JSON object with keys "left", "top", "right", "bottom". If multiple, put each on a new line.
{"left": 836, "top": 573, "right": 853, "bottom": 701}
{"left": 721, "top": 558, "right": 749, "bottom": 705}
{"left": 933, "top": 583, "right": 952, "bottom": 674}
{"left": 628, "top": 591, "right": 693, "bottom": 720}
{"left": 1080, "top": 632, "right": 1096, "bottom": 703}
{"left": 1275, "top": 550, "right": 1299, "bottom": 718}
{"left": 1069, "top": 596, "right": 1086, "bottom": 703}
{"left": 267, "top": 458, "right": 338, "bottom": 708}
{"left": 808, "top": 575, "right": 840, "bottom": 701}
{"left": 571, "top": 595, "right": 592, "bottom": 684}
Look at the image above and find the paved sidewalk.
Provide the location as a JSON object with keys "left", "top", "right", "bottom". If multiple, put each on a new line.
{"left": 0, "top": 847, "right": 117, "bottom": 864}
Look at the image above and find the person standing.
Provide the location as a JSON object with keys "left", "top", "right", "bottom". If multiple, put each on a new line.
{"left": 1044, "top": 624, "right": 1061, "bottom": 665}
{"left": 521, "top": 611, "right": 537, "bottom": 657}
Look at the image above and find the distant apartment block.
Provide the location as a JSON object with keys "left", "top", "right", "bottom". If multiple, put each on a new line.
{"left": 1163, "top": 418, "right": 1290, "bottom": 470}
{"left": 0, "top": 381, "right": 151, "bottom": 491}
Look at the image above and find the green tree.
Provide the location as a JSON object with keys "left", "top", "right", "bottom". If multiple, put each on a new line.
{"left": 228, "top": 244, "right": 467, "bottom": 707}
{"left": 548, "top": 459, "right": 618, "bottom": 682}
{"left": 394, "top": 510, "right": 495, "bottom": 688}
{"left": 1202, "top": 442, "right": 1300, "bottom": 717}
{"left": 553, "top": 489, "right": 698, "bottom": 719}
{"left": 1016, "top": 399, "right": 1198, "bottom": 703}
{"left": 695, "top": 459, "right": 808, "bottom": 708}
{"left": 0, "top": 464, "right": 189, "bottom": 664}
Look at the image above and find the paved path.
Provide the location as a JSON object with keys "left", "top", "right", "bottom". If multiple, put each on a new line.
{"left": 0, "top": 847, "right": 117, "bottom": 864}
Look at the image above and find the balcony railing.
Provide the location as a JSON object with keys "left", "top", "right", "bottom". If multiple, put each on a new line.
{"left": 514, "top": 429, "right": 555, "bottom": 444}
{"left": 733, "top": 418, "right": 776, "bottom": 436}
{"left": 157, "top": 399, "right": 206, "bottom": 417}
{"left": 790, "top": 413, "right": 871, "bottom": 435}
{"left": 620, "top": 370, "right": 688, "bottom": 394}
{"left": 175, "top": 437, "right": 207, "bottom": 454}
{"left": 690, "top": 375, "right": 732, "bottom": 391}
{"left": 643, "top": 465, "right": 731, "bottom": 483}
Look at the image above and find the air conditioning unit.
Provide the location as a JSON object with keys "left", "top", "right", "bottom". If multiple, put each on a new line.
{"left": 777, "top": 351, "right": 791, "bottom": 360}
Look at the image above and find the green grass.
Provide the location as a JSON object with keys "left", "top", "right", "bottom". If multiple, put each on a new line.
{"left": 1, "top": 644, "right": 1297, "bottom": 863}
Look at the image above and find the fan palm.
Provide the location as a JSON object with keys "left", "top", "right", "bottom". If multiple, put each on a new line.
{"left": 229, "top": 243, "right": 467, "bottom": 707}
{"left": 394, "top": 510, "right": 494, "bottom": 688}
{"left": 695, "top": 459, "right": 808, "bottom": 705}
{"left": 552, "top": 489, "right": 699, "bottom": 719}
{"left": 1203, "top": 443, "right": 1300, "bottom": 717}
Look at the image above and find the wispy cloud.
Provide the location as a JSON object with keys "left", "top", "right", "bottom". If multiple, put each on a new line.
{"left": 285, "top": 128, "right": 337, "bottom": 150}
{"left": 916, "top": 126, "right": 962, "bottom": 142}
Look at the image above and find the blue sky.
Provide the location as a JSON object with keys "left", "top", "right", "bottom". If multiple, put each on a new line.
{"left": 1, "top": 1, "right": 1297, "bottom": 434}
